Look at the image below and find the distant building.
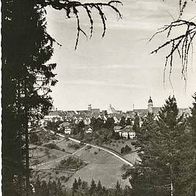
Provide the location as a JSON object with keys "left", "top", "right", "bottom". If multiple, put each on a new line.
{"left": 114, "top": 125, "right": 122, "bottom": 133}
{"left": 119, "top": 125, "right": 136, "bottom": 139}
{"left": 148, "top": 96, "right": 153, "bottom": 113}
{"left": 59, "top": 122, "right": 72, "bottom": 134}
{"left": 85, "top": 126, "right": 93, "bottom": 134}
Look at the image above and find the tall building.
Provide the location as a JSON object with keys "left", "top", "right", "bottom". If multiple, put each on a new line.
{"left": 148, "top": 96, "right": 153, "bottom": 113}
{"left": 88, "top": 104, "right": 92, "bottom": 111}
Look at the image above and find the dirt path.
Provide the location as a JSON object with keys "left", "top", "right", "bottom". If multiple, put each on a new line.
{"left": 68, "top": 137, "right": 133, "bottom": 167}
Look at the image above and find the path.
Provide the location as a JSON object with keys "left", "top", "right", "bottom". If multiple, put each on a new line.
{"left": 32, "top": 131, "right": 133, "bottom": 170}
{"left": 68, "top": 137, "right": 134, "bottom": 167}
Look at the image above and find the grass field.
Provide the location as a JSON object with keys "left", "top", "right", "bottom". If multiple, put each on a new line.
{"left": 65, "top": 146, "right": 131, "bottom": 188}
{"left": 30, "top": 135, "right": 137, "bottom": 189}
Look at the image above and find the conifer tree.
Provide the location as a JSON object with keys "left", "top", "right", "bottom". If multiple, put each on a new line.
{"left": 131, "top": 96, "right": 187, "bottom": 196}
{"left": 177, "top": 93, "right": 196, "bottom": 196}
{"left": 119, "top": 116, "right": 126, "bottom": 128}
{"left": 115, "top": 181, "right": 122, "bottom": 196}
{"left": 90, "top": 179, "right": 96, "bottom": 196}
{"left": 72, "top": 178, "right": 78, "bottom": 196}
{"left": 97, "top": 180, "right": 103, "bottom": 195}
{"left": 2, "top": 0, "right": 121, "bottom": 195}
{"left": 133, "top": 113, "right": 140, "bottom": 132}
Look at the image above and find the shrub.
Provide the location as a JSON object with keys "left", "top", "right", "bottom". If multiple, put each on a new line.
{"left": 30, "top": 133, "right": 39, "bottom": 144}
{"left": 57, "top": 157, "right": 85, "bottom": 170}
{"left": 85, "top": 145, "right": 92, "bottom": 150}
{"left": 44, "top": 143, "right": 61, "bottom": 151}
{"left": 67, "top": 143, "right": 80, "bottom": 150}
{"left": 121, "top": 145, "right": 132, "bottom": 154}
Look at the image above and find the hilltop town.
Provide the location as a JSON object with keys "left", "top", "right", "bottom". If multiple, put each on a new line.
{"left": 41, "top": 97, "right": 190, "bottom": 139}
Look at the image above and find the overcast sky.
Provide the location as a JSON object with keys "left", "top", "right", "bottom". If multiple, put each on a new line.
{"left": 46, "top": 0, "right": 196, "bottom": 111}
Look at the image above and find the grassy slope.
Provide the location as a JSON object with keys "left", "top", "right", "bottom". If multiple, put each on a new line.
{"left": 30, "top": 136, "right": 137, "bottom": 189}
{"left": 65, "top": 146, "right": 131, "bottom": 188}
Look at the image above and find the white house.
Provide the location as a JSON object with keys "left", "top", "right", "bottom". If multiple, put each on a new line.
{"left": 85, "top": 127, "right": 93, "bottom": 134}
{"left": 119, "top": 125, "right": 136, "bottom": 139}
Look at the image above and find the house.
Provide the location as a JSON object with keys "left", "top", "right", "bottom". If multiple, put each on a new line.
{"left": 59, "top": 122, "right": 72, "bottom": 134}
{"left": 114, "top": 125, "right": 122, "bottom": 133}
{"left": 44, "top": 115, "right": 63, "bottom": 122}
{"left": 85, "top": 126, "right": 93, "bottom": 134}
{"left": 119, "top": 125, "right": 136, "bottom": 139}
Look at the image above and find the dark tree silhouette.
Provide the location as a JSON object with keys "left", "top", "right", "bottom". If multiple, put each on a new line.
{"left": 2, "top": 0, "right": 122, "bottom": 195}
{"left": 130, "top": 97, "right": 188, "bottom": 196}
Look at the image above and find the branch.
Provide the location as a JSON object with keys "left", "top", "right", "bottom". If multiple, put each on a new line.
{"left": 151, "top": 19, "right": 196, "bottom": 81}
{"left": 37, "top": 0, "right": 122, "bottom": 49}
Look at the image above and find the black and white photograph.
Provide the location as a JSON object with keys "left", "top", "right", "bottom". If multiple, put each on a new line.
{"left": 2, "top": 0, "right": 196, "bottom": 196}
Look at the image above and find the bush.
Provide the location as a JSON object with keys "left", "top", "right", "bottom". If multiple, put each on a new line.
{"left": 67, "top": 143, "right": 80, "bottom": 150}
{"left": 30, "top": 132, "right": 39, "bottom": 144}
{"left": 57, "top": 157, "right": 86, "bottom": 170}
{"left": 44, "top": 143, "right": 61, "bottom": 151}
{"left": 85, "top": 145, "right": 92, "bottom": 150}
{"left": 122, "top": 169, "right": 132, "bottom": 179}
{"left": 121, "top": 145, "right": 132, "bottom": 154}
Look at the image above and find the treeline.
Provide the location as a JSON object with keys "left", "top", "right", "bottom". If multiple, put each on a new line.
{"left": 29, "top": 178, "right": 132, "bottom": 196}
{"left": 129, "top": 95, "right": 196, "bottom": 196}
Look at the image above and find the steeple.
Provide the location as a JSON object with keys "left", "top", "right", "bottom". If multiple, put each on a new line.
{"left": 148, "top": 96, "right": 153, "bottom": 113}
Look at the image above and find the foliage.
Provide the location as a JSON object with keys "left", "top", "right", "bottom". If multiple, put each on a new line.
{"left": 43, "top": 142, "right": 61, "bottom": 151}
{"left": 2, "top": 0, "right": 122, "bottom": 193}
{"left": 67, "top": 143, "right": 81, "bottom": 150}
{"left": 130, "top": 96, "right": 188, "bottom": 196}
{"left": 104, "top": 117, "right": 115, "bottom": 131}
{"left": 45, "top": 120, "right": 63, "bottom": 133}
{"left": 56, "top": 157, "right": 86, "bottom": 170}
{"left": 133, "top": 113, "right": 140, "bottom": 132}
{"left": 120, "top": 145, "right": 132, "bottom": 154}
{"left": 119, "top": 116, "right": 126, "bottom": 128}
{"left": 2, "top": 0, "right": 57, "bottom": 194}
{"left": 177, "top": 93, "right": 196, "bottom": 195}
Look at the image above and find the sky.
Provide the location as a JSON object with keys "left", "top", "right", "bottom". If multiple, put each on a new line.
{"left": 46, "top": 0, "right": 196, "bottom": 111}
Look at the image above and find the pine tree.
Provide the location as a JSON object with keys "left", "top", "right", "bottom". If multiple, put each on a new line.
{"left": 177, "top": 93, "right": 196, "bottom": 196}
{"left": 133, "top": 113, "right": 140, "bottom": 132}
{"left": 115, "top": 181, "right": 122, "bottom": 196}
{"left": 2, "top": 0, "right": 121, "bottom": 195}
{"left": 89, "top": 179, "right": 96, "bottom": 196}
{"left": 119, "top": 116, "right": 126, "bottom": 128}
{"left": 97, "top": 180, "right": 103, "bottom": 195}
{"left": 78, "top": 177, "right": 82, "bottom": 188}
{"left": 72, "top": 178, "right": 78, "bottom": 196}
{"left": 131, "top": 96, "right": 187, "bottom": 196}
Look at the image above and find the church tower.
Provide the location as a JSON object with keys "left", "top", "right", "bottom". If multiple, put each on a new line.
{"left": 88, "top": 104, "right": 92, "bottom": 111}
{"left": 148, "top": 96, "right": 153, "bottom": 113}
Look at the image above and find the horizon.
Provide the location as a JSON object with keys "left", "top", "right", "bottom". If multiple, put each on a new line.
{"left": 52, "top": 96, "right": 192, "bottom": 112}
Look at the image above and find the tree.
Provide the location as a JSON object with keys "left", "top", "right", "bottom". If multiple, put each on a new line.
{"left": 119, "top": 116, "right": 126, "bottom": 128}
{"left": 130, "top": 96, "right": 187, "bottom": 196}
{"left": 104, "top": 117, "right": 115, "bottom": 131}
{"left": 115, "top": 181, "right": 122, "bottom": 196}
{"left": 2, "top": 0, "right": 122, "bottom": 195}
{"left": 97, "top": 180, "right": 102, "bottom": 192}
{"left": 177, "top": 93, "right": 196, "bottom": 196}
{"left": 72, "top": 178, "right": 78, "bottom": 196}
{"left": 126, "top": 118, "right": 132, "bottom": 126}
{"left": 133, "top": 113, "right": 140, "bottom": 132}
{"left": 89, "top": 179, "right": 96, "bottom": 196}
{"left": 2, "top": 1, "right": 57, "bottom": 195}
{"left": 151, "top": 0, "right": 196, "bottom": 81}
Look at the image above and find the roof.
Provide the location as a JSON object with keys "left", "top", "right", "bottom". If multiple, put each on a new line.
{"left": 121, "top": 125, "right": 133, "bottom": 132}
